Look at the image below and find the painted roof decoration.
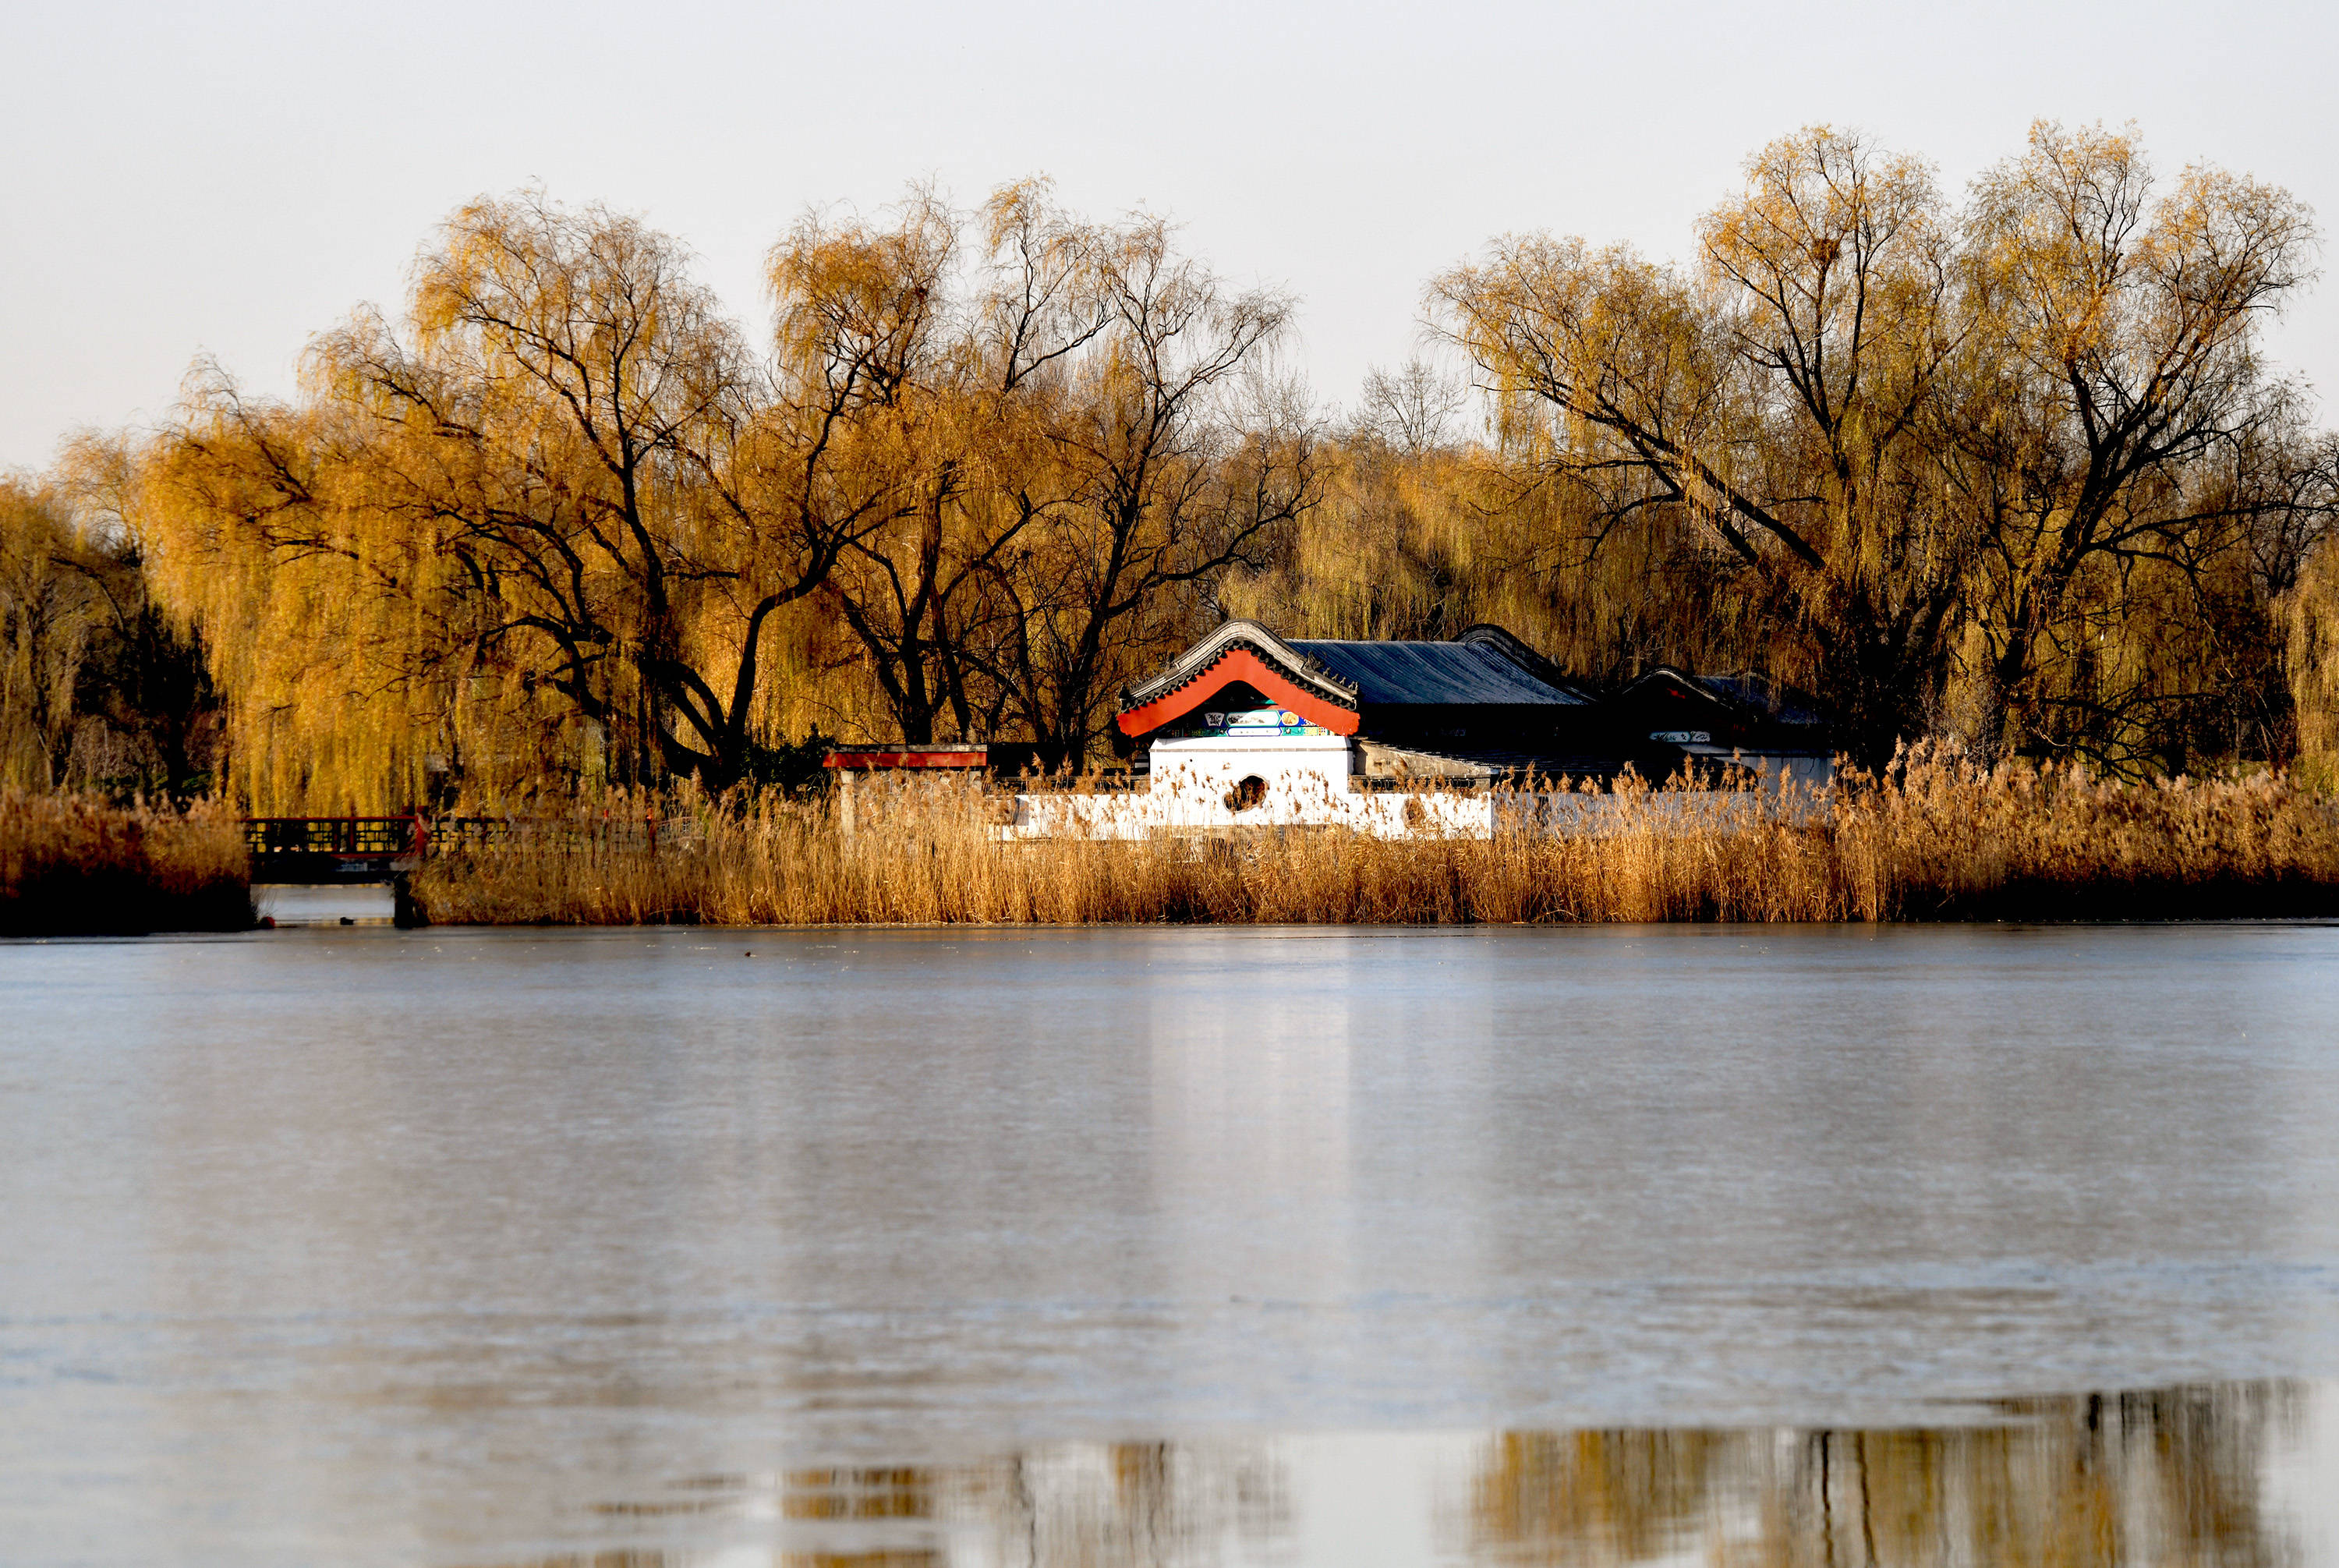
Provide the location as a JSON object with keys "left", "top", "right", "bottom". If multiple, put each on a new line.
{"left": 1117, "top": 621, "right": 1361, "bottom": 737}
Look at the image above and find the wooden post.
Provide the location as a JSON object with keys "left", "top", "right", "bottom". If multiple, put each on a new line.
{"left": 839, "top": 770, "right": 858, "bottom": 839}
{"left": 391, "top": 873, "right": 425, "bottom": 929}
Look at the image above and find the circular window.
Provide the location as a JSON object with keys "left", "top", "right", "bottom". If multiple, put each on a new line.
{"left": 1226, "top": 774, "right": 1268, "bottom": 812}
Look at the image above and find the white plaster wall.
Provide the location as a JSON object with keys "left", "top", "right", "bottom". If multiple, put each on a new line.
{"left": 1004, "top": 735, "right": 1499, "bottom": 840}
{"left": 1147, "top": 735, "right": 1358, "bottom": 823}
{"left": 1008, "top": 791, "right": 1496, "bottom": 841}
{"left": 1008, "top": 787, "right": 1832, "bottom": 841}
{"left": 996, "top": 735, "right": 1838, "bottom": 841}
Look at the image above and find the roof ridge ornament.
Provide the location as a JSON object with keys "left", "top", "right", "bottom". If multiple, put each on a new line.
{"left": 1454, "top": 623, "right": 1584, "bottom": 696}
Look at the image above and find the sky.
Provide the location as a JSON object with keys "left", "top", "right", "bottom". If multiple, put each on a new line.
{"left": 4, "top": 0, "right": 2335, "bottom": 469}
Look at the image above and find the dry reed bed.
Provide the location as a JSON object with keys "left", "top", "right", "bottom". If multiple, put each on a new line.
{"left": 412, "top": 757, "right": 2339, "bottom": 926}
{"left": 0, "top": 792, "right": 253, "bottom": 936}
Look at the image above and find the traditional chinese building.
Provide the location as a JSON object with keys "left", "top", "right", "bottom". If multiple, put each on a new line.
{"left": 828, "top": 621, "right": 1835, "bottom": 837}
{"left": 1116, "top": 620, "right": 1615, "bottom": 784}
{"left": 1040, "top": 621, "right": 1615, "bottom": 834}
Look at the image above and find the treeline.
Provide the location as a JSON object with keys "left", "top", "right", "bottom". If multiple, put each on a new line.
{"left": 6, "top": 121, "right": 2337, "bottom": 811}
{"left": 1259, "top": 122, "right": 2339, "bottom": 774}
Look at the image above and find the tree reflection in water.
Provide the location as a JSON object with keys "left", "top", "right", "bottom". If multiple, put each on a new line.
{"left": 484, "top": 1382, "right": 2313, "bottom": 1568}
{"left": 1466, "top": 1383, "right": 2303, "bottom": 1567}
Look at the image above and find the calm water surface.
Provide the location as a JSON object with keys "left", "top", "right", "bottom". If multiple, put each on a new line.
{"left": 5, "top": 920, "right": 2339, "bottom": 1565}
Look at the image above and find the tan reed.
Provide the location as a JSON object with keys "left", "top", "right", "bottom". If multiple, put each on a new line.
{"left": 0, "top": 791, "right": 253, "bottom": 936}
{"left": 408, "top": 751, "right": 2339, "bottom": 927}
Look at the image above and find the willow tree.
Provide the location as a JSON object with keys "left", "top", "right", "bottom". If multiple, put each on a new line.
{"left": 1436, "top": 127, "right": 1973, "bottom": 766}
{"left": 768, "top": 185, "right": 1090, "bottom": 747}
{"left": 2, "top": 468, "right": 219, "bottom": 797}
{"left": 778, "top": 179, "right": 1316, "bottom": 765}
{"left": 321, "top": 191, "right": 921, "bottom": 787}
{"left": 106, "top": 378, "right": 468, "bottom": 809}
{"left": 1957, "top": 122, "right": 2321, "bottom": 764}
{"left": 985, "top": 192, "right": 1318, "bottom": 767}
{"left": 0, "top": 479, "right": 97, "bottom": 788}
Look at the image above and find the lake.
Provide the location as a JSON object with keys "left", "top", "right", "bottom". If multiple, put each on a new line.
{"left": 5, "top": 918, "right": 2339, "bottom": 1565}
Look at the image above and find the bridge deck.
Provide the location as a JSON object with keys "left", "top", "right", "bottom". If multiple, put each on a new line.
{"left": 244, "top": 817, "right": 425, "bottom": 885}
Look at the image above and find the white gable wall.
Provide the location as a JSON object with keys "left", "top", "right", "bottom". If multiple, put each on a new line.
{"left": 1148, "top": 734, "right": 1355, "bottom": 818}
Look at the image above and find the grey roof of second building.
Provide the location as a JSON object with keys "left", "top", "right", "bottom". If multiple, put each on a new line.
{"left": 1286, "top": 638, "right": 1589, "bottom": 707}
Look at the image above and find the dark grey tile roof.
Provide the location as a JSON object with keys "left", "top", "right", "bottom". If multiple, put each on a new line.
{"left": 1286, "top": 639, "right": 1589, "bottom": 707}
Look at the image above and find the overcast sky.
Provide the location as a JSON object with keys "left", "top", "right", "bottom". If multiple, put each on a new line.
{"left": 5, "top": 0, "right": 2334, "bottom": 469}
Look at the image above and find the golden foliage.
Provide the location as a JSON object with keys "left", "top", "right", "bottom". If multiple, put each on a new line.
{"left": 104, "top": 181, "right": 1309, "bottom": 811}
{"left": 1433, "top": 120, "right": 2327, "bottom": 771}
{"left": 0, "top": 469, "right": 218, "bottom": 796}
{"left": 2286, "top": 538, "right": 2339, "bottom": 790}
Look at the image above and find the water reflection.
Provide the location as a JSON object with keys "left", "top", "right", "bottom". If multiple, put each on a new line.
{"left": 479, "top": 1382, "right": 2323, "bottom": 1568}
{"left": 15, "top": 926, "right": 2339, "bottom": 1564}
{"left": 1465, "top": 1383, "right": 2309, "bottom": 1566}
{"left": 492, "top": 1441, "right": 1289, "bottom": 1568}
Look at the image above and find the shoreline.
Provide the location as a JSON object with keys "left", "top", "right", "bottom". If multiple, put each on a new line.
{"left": 13, "top": 762, "right": 2339, "bottom": 934}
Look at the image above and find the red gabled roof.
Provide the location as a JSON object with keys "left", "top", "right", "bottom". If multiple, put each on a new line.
{"left": 1116, "top": 647, "right": 1361, "bottom": 737}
